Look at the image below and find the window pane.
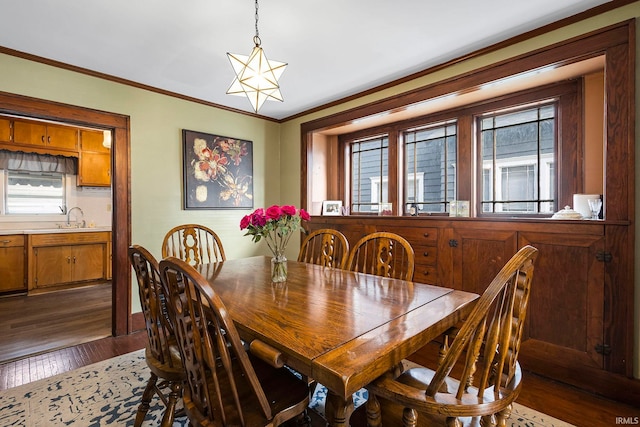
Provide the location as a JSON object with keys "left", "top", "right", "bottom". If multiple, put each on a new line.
{"left": 480, "top": 103, "right": 555, "bottom": 214}
{"left": 350, "top": 135, "right": 388, "bottom": 213}
{"left": 404, "top": 121, "right": 456, "bottom": 213}
{"left": 6, "top": 171, "right": 65, "bottom": 214}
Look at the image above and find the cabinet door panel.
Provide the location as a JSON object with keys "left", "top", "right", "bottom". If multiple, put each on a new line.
{"left": 0, "top": 246, "right": 25, "bottom": 292}
{"left": 35, "top": 246, "right": 71, "bottom": 287}
{"left": 518, "top": 231, "right": 604, "bottom": 369}
{"left": 46, "top": 124, "right": 78, "bottom": 150}
{"left": 13, "top": 121, "right": 46, "bottom": 146}
{"left": 78, "top": 152, "right": 111, "bottom": 186}
{"left": 72, "top": 244, "right": 105, "bottom": 282}
{"left": 450, "top": 227, "right": 517, "bottom": 293}
{"left": 0, "top": 118, "right": 11, "bottom": 143}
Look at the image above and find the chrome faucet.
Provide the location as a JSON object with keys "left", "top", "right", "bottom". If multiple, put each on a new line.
{"left": 67, "top": 206, "right": 85, "bottom": 228}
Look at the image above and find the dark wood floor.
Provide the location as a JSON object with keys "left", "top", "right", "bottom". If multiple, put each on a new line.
{"left": 0, "top": 288, "right": 638, "bottom": 426}
{"left": 0, "top": 282, "right": 112, "bottom": 362}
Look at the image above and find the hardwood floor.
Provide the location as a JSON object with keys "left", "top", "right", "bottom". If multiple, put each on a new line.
{"left": 0, "top": 288, "right": 637, "bottom": 426}
{"left": 0, "top": 282, "right": 112, "bottom": 362}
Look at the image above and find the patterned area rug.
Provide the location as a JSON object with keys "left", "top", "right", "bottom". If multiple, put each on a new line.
{"left": 0, "top": 349, "right": 575, "bottom": 426}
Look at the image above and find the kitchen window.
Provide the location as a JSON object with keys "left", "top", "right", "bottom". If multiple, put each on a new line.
{"left": 3, "top": 170, "right": 66, "bottom": 215}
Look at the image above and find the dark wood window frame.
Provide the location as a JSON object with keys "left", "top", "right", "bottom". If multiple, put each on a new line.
{"left": 337, "top": 80, "right": 580, "bottom": 217}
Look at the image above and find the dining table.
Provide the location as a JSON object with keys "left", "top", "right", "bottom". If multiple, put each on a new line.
{"left": 196, "top": 256, "right": 478, "bottom": 427}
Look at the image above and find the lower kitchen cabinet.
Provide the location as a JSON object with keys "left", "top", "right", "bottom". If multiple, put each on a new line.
{"left": 0, "top": 234, "right": 26, "bottom": 293}
{"left": 27, "top": 232, "right": 110, "bottom": 291}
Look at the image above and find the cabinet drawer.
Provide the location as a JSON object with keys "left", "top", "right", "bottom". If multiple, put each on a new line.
{"left": 31, "top": 232, "right": 109, "bottom": 246}
{"left": 413, "top": 244, "right": 437, "bottom": 265}
{"left": 401, "top": 227, "right": 438, "bottom": 246}
{"left": 413, "top": 266, "right": 439, "bottom": 285}
{"left": 0, "top": 234, "right": 25, "bottom": 247}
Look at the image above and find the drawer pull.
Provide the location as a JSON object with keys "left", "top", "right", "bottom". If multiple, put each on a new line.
{"left": 423, "top": 271, "right": 430, "bottom": 275}
{"left": 423, "top": 232, "right": 429, "bottom": 237}
{"left": 0, "top": 240, "right": 11, "bottom": 244}
{"left": 423, "top": 251, "right": 429, "bottom": 257}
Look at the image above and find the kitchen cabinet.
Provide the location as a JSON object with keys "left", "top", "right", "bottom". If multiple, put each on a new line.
{"left": 0, "top": 117, "right": 11, "bottom": 143}
{"left": 78, "top": 129, "right": 111, "bottom": 186}
{"left": 12, "top": 118, "right": 78, "bottom": 153}
{"left": 0, "top": 234, "right": 26, "bottom": 293}
{"left": 27, "top": 231, "right": 110, "bottom": 291}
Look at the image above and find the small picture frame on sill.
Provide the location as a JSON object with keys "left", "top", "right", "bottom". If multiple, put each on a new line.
{"left": 322, "top": 200, "right": 343, "bottom": 216}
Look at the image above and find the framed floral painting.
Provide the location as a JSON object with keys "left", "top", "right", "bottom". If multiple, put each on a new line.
{"left": 182, "top": 129, "right": 253, "bottom": 209}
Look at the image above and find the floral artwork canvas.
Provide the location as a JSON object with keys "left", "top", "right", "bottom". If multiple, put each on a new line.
{"left": 182, "top": 129, "right": 253, "bottom": 209}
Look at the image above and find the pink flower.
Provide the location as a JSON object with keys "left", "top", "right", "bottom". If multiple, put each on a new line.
{"left": 266, "top": 205, "right": 282, "bottom": 220}
{"left": 251, "top": 208, "right": 266, "bottom": 227}
{"left": 240, "top": 215, "right": 251, "bottom": 230}
{"left": 299, "top": 209, "right": 310, "bottom": 221}
{"left": 281, "top": 205, "right": 296, "bottom": 216}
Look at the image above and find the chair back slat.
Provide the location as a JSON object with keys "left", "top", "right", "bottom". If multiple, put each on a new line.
{"left": 346, "top": 232, "right": 415, "bottom": 281}
{"left": 159, "top": 257, "right": 273, "bottom": 425}
{"left": 298, "top": 228, "right": 349, "bottom": 269}
{"left": 162, "top": 224, "right": 226, "bottom": 267}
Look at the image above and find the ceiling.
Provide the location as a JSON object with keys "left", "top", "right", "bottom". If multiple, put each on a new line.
{"left": 0, "top": 0, "right": 611, "bottom": 120}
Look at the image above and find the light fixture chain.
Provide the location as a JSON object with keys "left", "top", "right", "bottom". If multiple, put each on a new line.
{"left": 254, "top": 0, "right": 259, "bottom": 40}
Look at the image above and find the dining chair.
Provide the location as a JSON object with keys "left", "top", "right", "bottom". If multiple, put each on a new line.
{"left": 358, "top": 245, "right": 538, "bottom": 427}
{"left": 128, "top": 245, "right": 185, "bottom": 427}
{"left": 297, "top": 228, "right": 350, "bottom": 269}
{"left": 161, "top": 223, "right": 226, "bottom": 267}
{"left": 346, "top": 231, "right": 415, "bottom": 281}
{"left": 159, "top": 256, "right": 310, "bottom": 427}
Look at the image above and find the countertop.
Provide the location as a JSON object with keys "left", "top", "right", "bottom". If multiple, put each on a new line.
{"left": 0, "top": 227, "right": 111, "bottom": 235}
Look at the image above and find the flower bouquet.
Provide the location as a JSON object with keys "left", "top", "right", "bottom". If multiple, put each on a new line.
{"left": 240, "top": 205, "right": 310, "bottom": 282}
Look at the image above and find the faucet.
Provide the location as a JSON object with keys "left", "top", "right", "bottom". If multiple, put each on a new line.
{"left": 67, "top": 206, "right": 85, "bottom": 228}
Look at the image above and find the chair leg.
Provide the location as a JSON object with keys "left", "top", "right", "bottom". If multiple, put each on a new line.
{"left": 365, "top": 394, "right": 381, "bottom": 427}
{"left": 160, "top": 380, "right": 183, "bottom": 427}
{"left": 494, "top": 404, "right": 513, "bottom": 427}
{"left": 402, "top": 407, "right": 417, "bottom": 427}
{"left": 134, "top": 372, "right": 158, "bottom": 427}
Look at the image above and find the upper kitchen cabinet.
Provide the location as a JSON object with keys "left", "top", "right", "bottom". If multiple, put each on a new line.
{"left": 12, "top": 118, "right": 78, "bottom": 154}
{"left": 77, "top": 129, "right": 111, "bottom": 187}
{"left": 0, "top": 117, "right": 11, "bottom": 142}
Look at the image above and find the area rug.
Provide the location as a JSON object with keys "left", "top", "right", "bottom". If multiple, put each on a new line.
{"left": 0, "top": 349, "right": 574, "bottom": 426}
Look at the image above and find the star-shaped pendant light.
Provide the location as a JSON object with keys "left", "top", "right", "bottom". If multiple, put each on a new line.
{"left": 227, "top": 0, "right": 287, "bottom": 113}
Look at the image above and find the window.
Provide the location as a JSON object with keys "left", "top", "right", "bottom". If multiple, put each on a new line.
{"left": 349, "top": 135, "right": 388, "bottom": 213}
{"left": 404, "top": 121, "right": 456, "bottom": 213}
{"left": 5, "top": 171, "right": 65, "bottom": 214}
{"left": 479, "top": 103, "right": 556, "bottom": 214}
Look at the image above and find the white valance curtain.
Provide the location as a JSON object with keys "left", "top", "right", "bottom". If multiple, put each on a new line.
{"left": 0, "top": 150, "right": 76, "bottom": 174}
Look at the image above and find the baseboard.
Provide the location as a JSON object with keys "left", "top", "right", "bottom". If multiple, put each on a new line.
{"left": 520, "top": 353, "right": 640, "bottom": 408}
{"left": 131, "top": 312, "right": 145, "bottom": 332}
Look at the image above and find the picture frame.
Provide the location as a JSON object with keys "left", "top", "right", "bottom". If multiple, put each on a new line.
{"left": 322, "top": 200, "right": 343, "bottom": 216}
{"left": 182, "top": 129, "right": 253, "bottom": 209}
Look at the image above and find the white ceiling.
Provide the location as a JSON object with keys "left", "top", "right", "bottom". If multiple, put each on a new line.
{"left": 0, "top": 0, "right": 611, "bottom": 120}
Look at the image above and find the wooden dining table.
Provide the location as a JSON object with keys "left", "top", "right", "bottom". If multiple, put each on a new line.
{"left": 196, "top": 256, "right": 478, "bottom": 427}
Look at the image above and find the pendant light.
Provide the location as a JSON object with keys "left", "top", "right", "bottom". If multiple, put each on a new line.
{"left": 226, "top": 0, "right": 287, "bottom": 113}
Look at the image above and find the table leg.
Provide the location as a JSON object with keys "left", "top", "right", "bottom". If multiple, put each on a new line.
{"left": 325, "top": 390, "right": 354, "bottom": 427}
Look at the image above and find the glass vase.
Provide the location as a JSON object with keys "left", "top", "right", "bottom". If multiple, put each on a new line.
{"left": 271, "top": 255, "right": 288, "bottom": 283}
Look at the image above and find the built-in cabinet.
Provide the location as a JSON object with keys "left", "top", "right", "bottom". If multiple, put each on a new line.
{"left": 0, "top": 234, "right": 26, "bottom": 293}
{"left": 78, "top": 129, "right": 111, "bottom": 186}
{"left": 307, "top": 216, "right": 634, "bottom": 402}
{"left": 12, "top": 118, "right": 78, "bottom": 153}
{"left": 0, "top": 115, "right": 111, "bottom": 187}
{"left": 27, "top": 231, "right": 111, "bottom": 292}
